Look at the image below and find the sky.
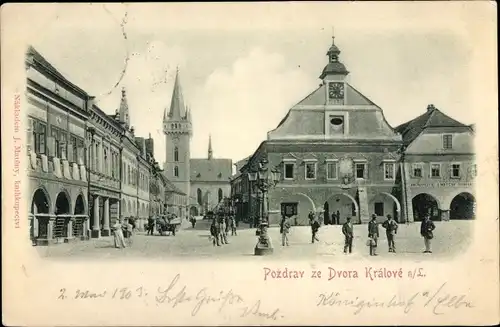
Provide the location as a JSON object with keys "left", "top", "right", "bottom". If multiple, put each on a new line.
{"left": 24, "top": 2, "right": 491, "bottom": 168}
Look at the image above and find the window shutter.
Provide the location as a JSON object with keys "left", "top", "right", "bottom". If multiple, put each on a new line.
{"left": 365, "top": 163, "right": 369, "bottom": 179}
{"left": 448, "top": 164, "right": 453, "bottom": 178}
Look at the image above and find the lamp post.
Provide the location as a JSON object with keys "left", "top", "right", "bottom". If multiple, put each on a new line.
{"left": 86, "top": 126, "right": 96, "bottom": 240}
{"left": 247, "top": 158, "right": 281, "bottom": 256}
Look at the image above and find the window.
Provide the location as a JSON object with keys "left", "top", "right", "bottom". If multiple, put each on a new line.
{"left": 384, "top": 162, "right": 395, "bottom": 180}
{"left": 430, "top": 163, "right": 441, "bottom": 178}
{"left": 218, "top": 189, "right": 223, "bottom": 203}
{"left": 326, "top": 161, "right": 338, "bottom": 180}
{"left": 197, "top": 188, "right": 203, "bottom": 205}
{"left": 443, "top": 134, "right": 453, "bottom": 149}
{"left": 412, "top": 163, "right": 423, "bottom": 178}
{"left": 128, "top": 166, "right": 131, "bottom": 184}
{"left": 104, "top": 149, "right": 108, "bottom": 175}
{"left": 51, "top": 126, "right": 66, "bottom": 158}
{"left": 30, "top": 119, "right": 47, "bottom": 155}
{"left": 450, "top": 163, "right": 461, "bottom": 178}
{"left": 284, "top": 162, "right": 294, "bottom": 179}
{"left": 374, "top": 202, "right": 384, "bottom": 216}
{"left": 355, "top": 163, "right": 367, "bottom": 179}
{"left": 77, "top": 139, "right": 84, "bottom": 164}
{"left": 94, "top": 142, "right": 99, "bottom": 171}
{"left": 174, "top": 166, "right": 179, "bottom": 177}
{"left": 469, "top": 164, "right": 477, "bottom": 177}
{"left": 174, "top": 146, "right": 179, "bottom": 162}
{"left": 305, "top": 162, "right": 316, "bottom": 180}
{"left": 69, "top": 135, "right": 77, "bottom": 162}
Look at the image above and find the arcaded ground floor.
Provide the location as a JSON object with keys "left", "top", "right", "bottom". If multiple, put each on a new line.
{"left": 37, "top": 220, "right": 473, "bottom": 260}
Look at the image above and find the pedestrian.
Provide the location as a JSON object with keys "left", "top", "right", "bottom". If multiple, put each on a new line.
{"left": 210, "top": 218, "right": 220, "bottom": 246}
{"left": 336, "top": 210, "right": 340, "bottom": 225}
{"left": 280, "top": 215, "right": 291, "bottom": 246}
{"left": 190, "top": 216, "right": 196, "bottom": 228}
{"left": 368, "top": 214, "right": 379, "bottom": 256}
{"left": 219, "top": 215, "right": 228, "bottom": 244}
{"left": 308, "top": 211, "right": 315, "bottom": 226}
{"left": 112, "top": 218, "right": 127, "bottom": 249}
{"left": 147, "top": 216, "right": 155, "bottom": 235}
{"left": 331, "top": 212, "right": 336, "bottom": 226}
{"left": 311, "top": 216, "right": 320, "bottom": 244}
{"left": 230, "top": 214, "right": 237, "bottom": 236}
{"left": 342, "top": 216, "right": 354, "bottom": 254}
{"left": 382, "top": 214, "right": 398, "bottom": 252}
{"left": 420, "top": 214, "right": 436, "bottom": 253}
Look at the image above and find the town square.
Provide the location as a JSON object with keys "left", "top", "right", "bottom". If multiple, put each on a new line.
{"left": 25, "top": 5, "right": 476, "bottom": 259}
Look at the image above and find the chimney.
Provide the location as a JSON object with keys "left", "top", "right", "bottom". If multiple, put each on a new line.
{"left": 145, "top": 137, "right": 155, "bottom": 157}
{"left": 86, "top": 96, "right": 96, "bottom": 113}
{"left": 427, "top": 104, "right": 436, "bottom": 112}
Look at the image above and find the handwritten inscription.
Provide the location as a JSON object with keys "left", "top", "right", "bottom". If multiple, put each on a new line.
{"left": 317, "top": 282, "right": 474, "bottom": 315}
{"left": 57, "top": 274, "right": 283, "bottom": 321}
{"left": 264, "top": 267, "right": 425, "bottom": 281}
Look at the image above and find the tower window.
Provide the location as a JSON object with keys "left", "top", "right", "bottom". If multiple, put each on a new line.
{"left": 174, "top": 166, "right": 179, "bottom": 177}
{"left": 218, "top": 189, "right": 223, "bottom": 203}
{"left": 197, "top": 188, "right": 202, "bottom": 205}
{"left": 174, "top": 146, "right": 179, "bottom": 162}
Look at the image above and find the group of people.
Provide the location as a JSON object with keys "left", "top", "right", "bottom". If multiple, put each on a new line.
{"left": 279, "top": 210, "right": 437, "bottom": 255}
{"left": 112, "top": 217, "right": 135, "bottom": 249}
{"left": 145, "top": 214, "right": 179, "bottom": 236}
{"left": 210, "top": 214, "right": 237, "bottom": 246}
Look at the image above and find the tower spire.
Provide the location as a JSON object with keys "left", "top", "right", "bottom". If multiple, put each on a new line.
{"left": 208, "top": 134, "right": 213, "bottom": 159}
{"left": 319, "top": 32, "right": 349, "bottom": 80}
{"left": 166, "top": 68, "right": 187, "bottom": 120}
{"left": 119, "top": 86, "right": 130, "bottom": 128}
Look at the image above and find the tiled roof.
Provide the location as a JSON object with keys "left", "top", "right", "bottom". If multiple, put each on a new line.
{"left": 395, "top": 105, "right": 471, "bottom": 146}
{"left": 190, "top": 158, "right": 232, "bottom": 182}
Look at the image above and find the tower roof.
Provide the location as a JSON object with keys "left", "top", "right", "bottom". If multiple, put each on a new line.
{"left": 118, "top": 87, "right": 130, "bottom": 127}
{"left": 319, "top": 34, "right": 349, "bottom": 79}
{"left": 208, "top": 134, "right": 213, "bottom": 159}
{"left": 165, "top": 68, "right": 187, "bottom": 121}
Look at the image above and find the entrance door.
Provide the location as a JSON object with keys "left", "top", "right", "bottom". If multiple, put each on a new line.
{"left": 281, "top": 202, "right": 298, "bottom": 225}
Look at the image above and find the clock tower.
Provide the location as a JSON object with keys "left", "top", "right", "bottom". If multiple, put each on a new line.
{"left": 320, "top": 33, "right": 349, "bottom": 106}
{"left": 163, "top": 68, "right": 192, "bottom": 198}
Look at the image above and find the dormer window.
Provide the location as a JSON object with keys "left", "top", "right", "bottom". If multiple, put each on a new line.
{"left": 329, "top": 54, "right": 338, "bottom": 63}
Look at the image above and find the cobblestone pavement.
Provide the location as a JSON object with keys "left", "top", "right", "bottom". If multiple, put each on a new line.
{"left": 36, "top": 220, "right": 473, "bottom": 262}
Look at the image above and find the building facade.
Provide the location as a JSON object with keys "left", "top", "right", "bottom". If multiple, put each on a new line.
{"left": 162, "top": 71, "right": 232, "bottom": 217}
{"left": 27, "top": 46, "right": 175, "bottom": 244}
{"left": 241, "top": 36, "right": 403, "bottom": 226}
{"left": 396, "top": 104, "right": 476, "bottom": 222}
{"left": 26, "top": 46, "right": 90, "bottom": 245}
{"left": 164, "top": 178, "right": 188, "bottom": 218}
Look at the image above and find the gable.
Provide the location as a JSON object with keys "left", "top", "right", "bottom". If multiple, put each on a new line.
{"left": 190, "top": 158, "right": 233, "bottom": 182}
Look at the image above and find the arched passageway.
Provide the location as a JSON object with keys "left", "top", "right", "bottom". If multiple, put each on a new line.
{"left": 31, "top": 188, "right": 50, "bottom": 241}
{"left": 450, "top": 192, "right": 476, "bottom": 220}
{"left": 54, "top": 191, "right": 71, "bottom": 238}
{"left": 325, "top": 193, "right": 359, "bottom": 225}
{"left": 412, "top": 193, "right": 440, "bottom": 221}
{"left": 190, "top": 206, "right": 199, "bottom": 217}
{"left": 73, "top": 194, "right": 86, "bottom": 238}
{"left": 370, "top": 192, "right": 402, "bottom": 222}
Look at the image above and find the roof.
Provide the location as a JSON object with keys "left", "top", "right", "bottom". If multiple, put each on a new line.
{"left": 161, "top": 174, "right": 186, "bottom": 195}
{"left": 395, "top": 105, "right": 472, "bottom": 146}
{"left": 190, "top": 158, "right": 233, "bottom": 182}
{"left": 26, "top": 46, "right": 89, "bottom": 97}
{"left": 319, "top": 62, "right": 349, "bottom": 79}
{"left": 165, "top": 70, "right": 188, "bottom": 121}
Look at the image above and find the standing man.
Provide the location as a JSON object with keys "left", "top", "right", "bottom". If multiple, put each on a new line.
{"left": 210, "top": 218, "right": 220, "bottom": 246}
{"left": 420, "top": 214, "right": 436, "bottom": 253}
{"left": 331, "top": 212, "right": 336, "bottom": 226}
{"left": 230, "top": 214, "right": 237, "bottom": 236}
{"left": 342, "top": 216, "right": 354, "bottom": 254}
{"left": 382, "top": 214, "right": 398, "bottom": 252}
{"left": 147, "top": 216, "right": 155, "bottom": 236}
{"left": 311, "top": 215, "right": 320, "bottom": 244}
{"left": 219, "top": 214, "right": 228, "bottom": 245}
{"left": 308, "top": 211, "right": 315, "bottom": 226}
{"left": 368, "top": 214, "right": 379, "bottom": 256}
{"left": 336, "top": 210, "right": 341, "bottom": 225}
{"left": 280, "top": 215, "right": 291, "bottom": 246}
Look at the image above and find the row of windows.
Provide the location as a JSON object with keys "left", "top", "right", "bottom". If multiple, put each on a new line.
{"left": 196, "top": 188, "right": 224, "bottom": 205}
{"left": 283, "top": 161, "right": 397, "bottom": 181}
{"left": 28, "top": 118, "right": 86, "bottom": 164}
{"left": 89, "top": 138, "right": 120, "bottom": 178}
{"left": 121, "top": 163, "right": 149, "bottom": 189}
{"left": 411, "top": 162, "right": 477, "bottom": 179}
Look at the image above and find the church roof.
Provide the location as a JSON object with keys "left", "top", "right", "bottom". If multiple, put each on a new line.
{"left": 190, "top": 158, "right": 233, "bottom": 182}
{"left": 395, "top": 104, "right": 472, "bottom": 146}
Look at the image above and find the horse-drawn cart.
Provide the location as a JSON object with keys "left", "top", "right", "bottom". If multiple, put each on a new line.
{"left": 156, "top": 215, "right": 181, "bottom": 236}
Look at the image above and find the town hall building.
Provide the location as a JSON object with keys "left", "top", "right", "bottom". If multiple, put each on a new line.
{"left": 163, "top": 70, "right": 232, "bottom": 217}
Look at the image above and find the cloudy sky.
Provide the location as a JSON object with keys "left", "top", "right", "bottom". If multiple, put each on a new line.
{"left": 20, "top": 2, "right": 493, "bottom": 167}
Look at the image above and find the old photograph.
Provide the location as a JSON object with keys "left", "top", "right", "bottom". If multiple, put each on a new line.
{"left": 24, "top": 5, "right": 478, "bottom": 260}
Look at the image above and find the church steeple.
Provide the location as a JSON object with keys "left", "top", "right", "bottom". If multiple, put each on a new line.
{"left": 165, "top": 67, "right": 187, "bottom": 121}
{"left": 208, "top": 134, "right": 213, "bottom": 159}
{"left": 319, "top": 31, "right": 349, "bottom": 80}
{"left": 118, "top": 87, "right": 130, "bottom": 128}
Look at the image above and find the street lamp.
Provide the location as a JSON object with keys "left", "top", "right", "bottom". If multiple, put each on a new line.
{"left": 247, "top": 158, "right": 281, "bottom": 255}
{"left": 86, "top": 126, "right": 96, "bottom": 240}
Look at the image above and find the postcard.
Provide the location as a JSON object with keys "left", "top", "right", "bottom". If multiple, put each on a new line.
{"left": 1, "top": 2, "right": 498, "bottom": 326}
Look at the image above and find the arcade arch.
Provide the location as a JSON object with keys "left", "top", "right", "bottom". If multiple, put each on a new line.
{"left": 450, "top": 192, "right": 475, "bottom": 220}
{"left": 325, "top": 193, "right": 359, "bottom": 225}
{"left": 412, "top": 193, "right": 440, "bottom": 221}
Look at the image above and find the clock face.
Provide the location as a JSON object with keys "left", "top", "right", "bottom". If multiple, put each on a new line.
{"left": 329, "top": 82, "right": 345, "bottom": 99}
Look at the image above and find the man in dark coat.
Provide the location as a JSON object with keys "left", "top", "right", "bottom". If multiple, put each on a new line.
{"left": 342, "top": 216, "right": 354, "bottom": 254}
{"left": 368, "top": 214, "right": 379, "bottom": 256}
{"left": 331, "top": 213, "right": 337, "bottom": 226}
{"left": 147, "top": 216, "right": 155, "bottom": 235}
{"left": 382, "top": 214, "right": 398, "bottom": 252}
{"left": 210, "top": 218, "right": 221, "bottom": 246}
{"left": 420, "top": 214, "right": 436, "bottom": 253}
{"left": 311, "top": 216, "right": 320, "bottom": 244}
{"left": 336, "top": 210, "right": 341, "bottom": 225}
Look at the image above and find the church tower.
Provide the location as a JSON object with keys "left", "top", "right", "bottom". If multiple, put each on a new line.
{"left": 163, "top": 69, "right": 192, "bottom": 198}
